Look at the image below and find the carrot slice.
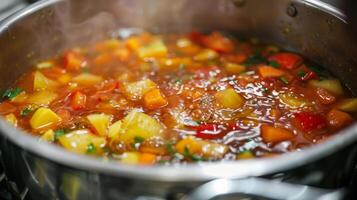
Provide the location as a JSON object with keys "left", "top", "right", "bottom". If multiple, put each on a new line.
{"left": 261, "top": 125, "right": 295, "bottom": 143}
{"left": 258, "top": 66, "right": 285, "bottom": 78}
{"left": 327, "top": 109, "right": 353, "bottom": 129}
{"left": 143, "top": 89, "right": 168, "bottom": 109}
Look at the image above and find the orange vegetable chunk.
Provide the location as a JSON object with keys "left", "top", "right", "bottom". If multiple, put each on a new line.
{"left": 327, "top": 109, "right": 353, "bottom": 129}
{"left": 144, "top": 89, "right": 168, "bottom": 109}
{"left": 258, "top": 66, "right": 285, "bottom": 78}
{"left": 261, "top": 124, "right": 295, "bottom": 143}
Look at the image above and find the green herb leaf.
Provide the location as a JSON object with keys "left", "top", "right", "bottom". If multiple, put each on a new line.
{"left": 298, "top": 70, "right": 307, "bottom": 77}
{"left": 2, "top": 87, "right": 23, "bottom": 100}
{"left": 54, "top": 129, "right": 68, "bottom": 140}
{"left": 269, "top": 61, "right": 280, "bottom": 68}
{"left": 86, "top": 143, "right": 96, "bottom": 154}
{"left": 134, "top": 136, "right": 145, "bottom": 144}
{"left": 244, "top": 52, "right": 268, "bottom": 66}
{"left": 183, "top": 146, "right": 203, "bottom": 161}
{"left": 166, "top": 143, "right": 176, "bottom": 156}
{"left": 21, "top": 107, "right": 32, "bottom": 117}
{"left": 280, "top": 76, "right": 289, "bottom": 85}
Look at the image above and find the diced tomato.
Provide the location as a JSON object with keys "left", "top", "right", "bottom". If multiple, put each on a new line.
{"left": 269, "top": 53, "right": 302, "bottom": 69}
{"left": 195, "top": 123, "right": 227, "bottom": 140}
{"left": 201, "top": 32, "right": 235, "bottom": 53}
{"left": 315, "top": 88, "right": 336, "bottom": 105}
{"left": 64, "top": 51, "right": 86, "bottom": 71}
{"left": 70, "top": 91, "right": 87, "bottom": 110}
{"left": 301, "top": 71, "right": 317, "bottom": 81}
{"left": 294, "top": 112, "right": 326, "bottom": 132}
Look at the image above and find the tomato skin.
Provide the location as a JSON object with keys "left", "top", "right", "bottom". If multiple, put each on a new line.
{"left": 70, "top": 91, "right": 87, "bottom": 110}
{"left": 294, "top": 112, "right": 326, "bottom": 132}
{"left": 269, "top": 53, "right": 302, "bottom": 69}
{"left": 201, "top": 32, "right": 235, "bottom": 53}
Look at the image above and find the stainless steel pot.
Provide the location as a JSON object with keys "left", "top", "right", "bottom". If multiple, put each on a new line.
{"left": 0, "top": 0, "right": 357, "bottom": 199}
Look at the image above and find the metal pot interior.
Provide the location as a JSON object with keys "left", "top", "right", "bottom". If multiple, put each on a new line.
{"left": 0, "top": 0, "right": 357, "bottom": 181}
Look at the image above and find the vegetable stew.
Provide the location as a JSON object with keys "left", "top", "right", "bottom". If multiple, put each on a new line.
{"left": 0, "top": 31, "right": 356, "bottom": 165}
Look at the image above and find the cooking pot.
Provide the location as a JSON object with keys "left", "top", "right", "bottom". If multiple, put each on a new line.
{"left": 0, "top": 0, "right": 357, "bottom": 199}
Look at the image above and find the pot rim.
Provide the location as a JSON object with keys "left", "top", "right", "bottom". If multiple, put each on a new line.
{"left": 0, "top": 0, "right": 354, "bottom": 182}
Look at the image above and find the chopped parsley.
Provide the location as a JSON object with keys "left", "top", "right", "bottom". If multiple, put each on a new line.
{"left": 86, "top": 143, "right": 96, "bottom": 154}
{"left": 269, "top": 60, "right": 280, "bottom": 68}
{"left": 298, "top": 70, "right": 307, "bottom": 77}
{"left": 54, "top": 129, "right": 68, "bottom": 140}
{"left": 134, "top": 136, "right": 145, "bottom": 144}
{"left": 183, "top": 146, "right": 203, "bottom": 161}
{"left": 2, "top": 87, "right": 23, "bottom": 100}
{"left": 20, "top": 107, "right": 32, "bottom": 117}
{"left": 244, "top": 52, "right": 268, "bottom": 66}
{"left": 280, "top": 76, "right": 289, "bottom": 85}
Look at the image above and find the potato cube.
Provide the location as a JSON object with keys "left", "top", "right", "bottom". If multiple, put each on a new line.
{"left": 215, "top": 88, "right": 245, "bottom": 109}
{"left": 123, "top": 79, "right": 157, "bottom": 100}
{"left": 194, "top": 49, "right": 218, "bottom": 61}
{"left": 121, "top": 152, "right": 140, "bottom": 165}
{"left": 73, "top": 73, "right": 103, "bottom": 86}
{"left": 87, "top": 113, "right": 111, "bottom": 136}
{"left": 225, "top": 63, "right": 246, "bottom": 74}
{"left": 337, "top": 98, "right": 357, "bottom": 112}
{"left": 33, "top": 71, "right": 57, "bottom": 90}
{"left": 27, "top": 91, "right": 58, "bottom": 106}
{"left": 40, "top": 129, "right": 55, "bottom": 142}
{"left": 137, "top": 39, "right": 168, "bottom": 59}
{"left": 120, "top": 110, "right": 164, "bottom": 144}
{"left": 309, "top": 79, "right": 343, "bottom": 95}
{"left": 58, "top": 129, "right": 106, "bottom": 154}
{"left": 30, "top": 107, "right": 62, "bottom": 129}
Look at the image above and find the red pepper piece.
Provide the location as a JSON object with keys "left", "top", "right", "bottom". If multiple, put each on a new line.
{"left": 195, "top": 124, "right": 227, "bottom": 140}
{"left": 70, "top": 91, "right": 87, "bottom": 110}
{"left": 269, "top": 53, "right": 302, "bottom": 69}
{"left": 294, "top": 112, "right": 326, "bottom": 132}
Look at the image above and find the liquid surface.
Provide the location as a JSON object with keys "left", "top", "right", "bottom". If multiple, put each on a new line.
{"left": 0, "top": 32, "right": 356, "bottom": 165}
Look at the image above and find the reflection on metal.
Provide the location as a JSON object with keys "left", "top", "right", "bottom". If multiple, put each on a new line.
{"left": 287, "top": 3, "right": 298, "bottom": 17}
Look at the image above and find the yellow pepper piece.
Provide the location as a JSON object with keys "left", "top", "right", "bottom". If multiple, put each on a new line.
{"left": 30, "top": 107, "right": 61, "bottom": 130}
{"left": 108, "top": 120, "right": 122, "bottom": 139}
{"left": 33, "top": 71, "right": 57, "bottom": 91}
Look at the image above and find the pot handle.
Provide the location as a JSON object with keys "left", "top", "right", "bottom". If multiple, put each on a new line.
{"left": 185, "top": 178, "right": 345, "bottom": 200}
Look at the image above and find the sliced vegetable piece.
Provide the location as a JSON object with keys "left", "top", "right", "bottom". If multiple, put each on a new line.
{"left": 87, "top": 113, "right": 111, "bottom": 136}
{"left": 123, "top": 79, "right": 157, "bottom": 100}
{"left": 215, "top": 88, "right": 245, "bottom": 109}
{"left": 261, "top": 125, "right": 295, "bottom": 143}
{"left": 30, "top": 107, "right": 62, "bottom": 130}
{"left": 224, "top": 63, "right": 246, "bottom": 74}
{"left": 269, "top": 53, "right": 302, "bottom": 69}
{"left": 33, "top": 71, "right": 57, "bottom": 91}
{"left": 40, "top": 129, "right": 55, "bottom": 142}
{"left": 258, "top": 66, "right": 285, "bottom": 78}
{"left": 143, "top": 88, "right": 168, "bottom": 109}
{"left": 279, "top": 93, "right": 311, "bottom": 108}
{"left": 120, "top": 110, "right": 164, "bottom": 144}
{"left": 327, "top": 109, "right": 353, "bottom": 129}
{"left": 108, "top": 120, "right": 123, "bottom": 140}
{"left": 309, "top": 79, "right": 343, "bottom": 95}
{"left": 337, "top": 98, "right": 357, "bottom": 112}
{"left": 201, "top": 32, "right": 235, "bottom": 53}
{"left": 294, "top": 112, "right": 326, "bottom": 132}
{"left": 315, "top": 88, "right": 336, "bottom": 105}
{"left": 64, "top": 51, "right": 86, "bottom": 71}
{"left": 137, "top": 39, "right": 168, "bottom": 59}
{"left": 27, "top": 91, "right": 58, "bottom": 106}
{"left": 70, "top": 91, "right": 87, "bottom": 110}
{"left": 5, "top": 113, "right": 17, "bottom": 127}
{"left": 73, "top": 73, "right": 103, "bottom": 86}
{"left": 193, "top": 49, "right": 218, "bottom": 61}
{"left": 58, "top": 129, "right": 106, "bottom": 154}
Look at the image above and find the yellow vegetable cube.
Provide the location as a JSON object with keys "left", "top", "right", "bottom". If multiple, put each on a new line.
{"left": 5, "top": 113, "right": 17, "bottom": 127}
{"left": 309, "top": 79, "right": 343, "bottom": 95}
{"left": 236, "top": 151, "right": 254, "bottom": 160}
{"left": 87, "top": 113, "right": 111, "bottom": 136}
{"left": 73, "top": 73, "right": 103, "bottom": 86}
{"left": 137, "top": 39, "right": 168, "bottom": 59}
{"left": 123, "top": 79, "right": 157, "bottom": 100}
{"left": 279, "top": 93, "right": 311, "bottom": 108}
{"left": 337, "top": 98, "right": 357, "bottom": 112}
{"left": 27, "top": 91, "right": 58, "bottom": 106}
{"left": 121, "top": 152, "right": 140, "bottom": 165}
{"left": 58, "top": 129, "right": 106, "bottom": 154}
{"left": 225, "top": 63, "right": 246, "bottom": 74}
{"left": 108, "top": 120, "right": 122, "bottom": 139}
{"left": 40, "top": 129, "right": 55, "bottom": 142}
{"left": 194, "top": 49, "right": 218, "bottom": 61}
{"left": 215, "top": 88, "right": 245, "bottom": 109}
{"left": 120, "top": 110, "right": 164, "bottom": 144}
{"left": 33, "top": 71, "right": 57, "bottom": 90}
{"left": 30, "top": 107, "right": 61, "bottom": 129}
{"left": 57, "top": 74, "right": 72, "bottom": 84}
